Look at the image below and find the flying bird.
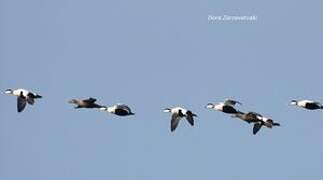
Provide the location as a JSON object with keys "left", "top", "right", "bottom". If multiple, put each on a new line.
{"left": 231, "top": 111, "right": 263, "bottom": 124}
{"left": 290, "top": 100, "right": 323, "bottom": 110}
{"left": 99, "top": 104, "right": 135, "bottom": 116}
{"left": 68, "top": 97, "right": 102, "bottom": 109}
{"left": 163, "top": 107, "right": 197, "bottom": 132}
{"left": 4, "top": 88, "right": 42, "bottom": 112}
{"left": 252, "top": 116, "right": 280, "bottom": 135}
{"left": 232, "top": 111, "right": 280, "bottom": 135}
{"left": 206, "top": 99, "right": 242, "bottom": 114}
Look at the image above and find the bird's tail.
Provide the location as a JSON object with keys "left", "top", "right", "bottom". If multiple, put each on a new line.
{"left": 29, "top": 93, "right": 42, "bottom": 98}
{"left": 273, "top": 122, "right": 280, "bottom": 126}
{"left": 35, "top": 95, "right": 42, "bottom": 98}
{"left": 94, "top": 104, "right": 104, "bottom": 108}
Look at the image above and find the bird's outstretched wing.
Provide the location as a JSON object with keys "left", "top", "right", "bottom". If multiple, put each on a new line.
{"left": 84, "top": 97, "right": 97, "bottom": 103}
{"left": 253, "top": 123, "right": 263, "bottom": 135}
{"left": 117, "top": 104, "right": 132, "bottom": 113}
{"left": 171, "top": 113, "right": 181, "bottom": 132}
{"left": 224, "top": 99, "right": 242, "bottom": 106}
{"left": 185, "top": 111, "right": 195, "bottom": 126}
{"left": 17, "top": 97, "right": 27, "bottom": 112}
{"left": 27, "top": 97, "right": 35, "bottom": 105}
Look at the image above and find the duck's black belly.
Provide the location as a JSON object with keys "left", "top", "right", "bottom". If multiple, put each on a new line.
{"left": 305, "top": 103, "right": 321, "bottom": 110}
{"left": 115, "top": 109, "right": 130, "bottom": 116}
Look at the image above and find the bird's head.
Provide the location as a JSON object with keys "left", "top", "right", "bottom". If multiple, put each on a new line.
{"left": 4, "top": 89, "right": 13, "bottom": 94}
{"left": 163, "top": 108, "right": 171, "bottom": 113}
{"left": 205, "top": 103, "right": 214, "bottom": 109}
{"left": 290, "top": 100, "right": 298, "bottom": 106}
{"left": 68, "top": 99, "right": 78, "bottom": 104}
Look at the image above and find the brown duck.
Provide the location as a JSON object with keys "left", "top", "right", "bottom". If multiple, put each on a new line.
{"left": 68, "top": 97, "right": 102, "bottom": 109}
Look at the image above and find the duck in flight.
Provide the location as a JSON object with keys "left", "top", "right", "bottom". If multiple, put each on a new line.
{"left": 99, "top": 104, "right": 135, "bottom": 116}
{"left": 68, "top": 97, "right": 102, "bottom": 109}
{"left": 290, "top": 100, "right": 323, "bottom": 110}
{"left": 231, "top": 111, "right": 263, "bottom": 124}
{"left": 252, "top": 116, "right": 280, "bottom": 135}
{"left": 163, "top": 107, "right": 197, "bottom": 132}
{"left": 232, "top": 111, "right": 280, "bottom": 135}
{"left": 206, "top": 99, "right": 242, "bottom": 114}
{"left": 4, "top": 88, "right": 42, "bottom": 112}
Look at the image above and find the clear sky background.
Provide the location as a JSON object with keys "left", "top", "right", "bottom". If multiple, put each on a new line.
{"left": 1, "top": 0, "right": 323, "bottom": 179}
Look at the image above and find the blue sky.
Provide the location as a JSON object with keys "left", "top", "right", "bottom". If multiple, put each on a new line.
{"left": 1, "top": 0, "right": 323, "bottom": 179}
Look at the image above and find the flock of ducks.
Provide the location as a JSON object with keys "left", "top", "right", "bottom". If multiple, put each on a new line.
{"left": 4, "top": 88, "right": 323, "bottom": 135}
